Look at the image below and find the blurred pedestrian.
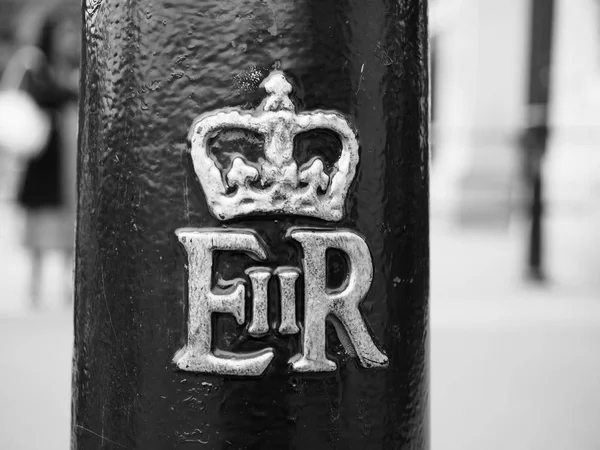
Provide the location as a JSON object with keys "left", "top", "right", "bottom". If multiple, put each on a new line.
{"left": 14, "top": 5, "right": 79, "bottom": 306}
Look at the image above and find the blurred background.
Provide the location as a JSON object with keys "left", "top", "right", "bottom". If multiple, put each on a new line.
{"left": 1, "top": 0, "right": 600, "bottom": 448}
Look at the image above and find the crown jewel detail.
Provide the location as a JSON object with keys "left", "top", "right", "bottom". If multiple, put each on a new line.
{"left": 188, "top": 71, "right": 359, "bottom": 221}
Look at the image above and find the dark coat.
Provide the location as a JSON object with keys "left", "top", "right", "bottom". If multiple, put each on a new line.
{"left": 17, "top": 61, "right": 77, "bottom": 209}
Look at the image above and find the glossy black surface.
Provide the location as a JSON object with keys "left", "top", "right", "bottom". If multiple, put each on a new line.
{"left": 73, "top": 1, "right": 429, "bottom": 448}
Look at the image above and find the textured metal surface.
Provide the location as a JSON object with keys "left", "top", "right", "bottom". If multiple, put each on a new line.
{"left": 74, "top": 0, "right": 429, "bottom": 448}
{"left": 288, "top": 228, "right": 387, "bottom": 372}
{"left": 175, "top": 228, "right": 275, "bottom": 376}
{"left": 174, "top": 227, "right": 386, "bottom": 376}
{"left": 189, "top": 70, "right": 359, "bottom": 222}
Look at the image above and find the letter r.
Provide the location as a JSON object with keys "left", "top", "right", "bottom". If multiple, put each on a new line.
{"left": 288, "top": 228, "right": 388, "bottom": 372}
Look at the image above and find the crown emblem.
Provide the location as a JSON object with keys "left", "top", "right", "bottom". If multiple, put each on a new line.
{"left": 188, "top": 71, "right": 359, "bottom": 221}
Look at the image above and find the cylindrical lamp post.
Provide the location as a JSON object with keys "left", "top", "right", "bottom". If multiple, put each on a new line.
{"left": 73, "top": 1, "right": 429, "bottom": 448}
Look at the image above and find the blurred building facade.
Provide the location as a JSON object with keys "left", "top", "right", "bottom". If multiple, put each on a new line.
{"left": 430, "top": 0, "right": 600, "bottom": 225}
{"left": 546, "top": 0, "right": 600, "bottom": 211}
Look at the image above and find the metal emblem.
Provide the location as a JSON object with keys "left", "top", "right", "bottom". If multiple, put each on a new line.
{"left": 188, "top": 71, "right": 358, "bottom": 222}
{"left": 176, "top": 71, "right": 388, "bottom": 376}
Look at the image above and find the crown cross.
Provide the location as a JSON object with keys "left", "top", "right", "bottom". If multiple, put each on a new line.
{"left": 188, "top": 70, "right": 359, "bottom": 221}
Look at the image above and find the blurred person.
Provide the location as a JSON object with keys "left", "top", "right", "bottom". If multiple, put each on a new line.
{"left": 15, "top": 4, "right": 80, "bottom": 306}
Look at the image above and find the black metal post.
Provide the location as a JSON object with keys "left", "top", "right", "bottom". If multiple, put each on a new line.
{"left": 73, "top": 1, "right": 429, "bottom": 448}
{"left": 523, "top": 0, "right": 555, "bottom": 281}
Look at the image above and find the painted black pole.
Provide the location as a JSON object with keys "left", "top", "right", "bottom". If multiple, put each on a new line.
{"left": 523, "top": 0, "right": 555, "bottom": 282}
{"left": 73, "top": 1, "right": 429, "bottom": 449}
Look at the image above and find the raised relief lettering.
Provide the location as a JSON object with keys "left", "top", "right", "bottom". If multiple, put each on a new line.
{"left": 175, "top": 229, "right": 274, "bottom": 376}
{"left": 288, "top": 228, "right": 388, "bottom": 371}
{"left": 175, "top": 70, "right": 388, "bottom": 376}
{"left": 246, "top": 267, "right": 272, "bottom": 336}
{"left": 275, "top": 267, "right": 300, "bottom": 335}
